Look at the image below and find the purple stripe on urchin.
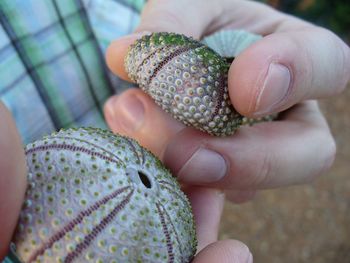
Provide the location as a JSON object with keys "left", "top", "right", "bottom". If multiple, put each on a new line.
{"left": 125, "top": 137, "right": 141, "bottom": 164}
{"left": 64, "top": 190, "right": 134, "bottom": 263}
{"left": 140, "top": 146, "right": 146, "bottom": 165}
{"left": 158, "top": 180, "right": 177, "bottom": 188}
{"left": 156, "top": 202, "right": 175, "bottom": 263}
{"left": 158, "top": 202, "right": 184, "bottom": 262}
{"left": 28, "top": 186, "right": 131, "bottom": 262}
{"left": 209, "top": 73, "right": 228, "bottom": 122}
{"left": 53, "top": 136, "right": 125, "bottom": 164}
{"left": 146, "top": 46, "right": 194, "bottom": 87}
{"left": 25, "top": 143, "right": 124, "bottom": 166}
{"left": 135, "top": 45, "right": 169, "bottom": 79}
{"left": 158, "top": 181, "right": 189, "bottom": 209}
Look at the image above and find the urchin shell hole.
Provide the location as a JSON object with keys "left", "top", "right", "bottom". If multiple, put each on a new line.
{"left": 127, "top": 167, "right": 153, "bottom": 189}
{"left": 138, "top": 171, "right": 152, "bottom": 188}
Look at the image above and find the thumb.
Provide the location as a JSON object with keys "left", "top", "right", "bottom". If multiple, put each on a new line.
{"left": 229, "top": 29, "right": 350, "bottom": 117}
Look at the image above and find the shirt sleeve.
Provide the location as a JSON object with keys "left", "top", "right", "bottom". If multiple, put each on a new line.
{"left": 0, "top": 0, "right": 145, "bottom": 145}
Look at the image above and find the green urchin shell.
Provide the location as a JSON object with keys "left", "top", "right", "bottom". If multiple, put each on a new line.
{"left": 125, "top": 32, "right": 243, "bottom": 136}
{"left": 13, "top": 127, "right": 197, "bottom": 263}
{"left": 125, "top": 32, "right": 277, "bottom": 136}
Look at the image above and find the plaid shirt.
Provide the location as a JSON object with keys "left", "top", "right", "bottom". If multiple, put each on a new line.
{"left": 0, "top": 1, "right": 145, "bottom": 262}
{"left": 0, "top": 0, "right": 145, "bottom": 145}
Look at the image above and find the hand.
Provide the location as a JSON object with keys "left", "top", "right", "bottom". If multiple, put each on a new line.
{"left": 104, "top": 0, "right": 350, "bottom": 261}
{"left": 0, "top": 100, "right": 250, "bottom": 261}
{"left": 0, "top": 102, "right": 27, "bottom": 260}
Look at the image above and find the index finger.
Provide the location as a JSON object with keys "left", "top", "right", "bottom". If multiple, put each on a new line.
{"left": 106, "top": 0, "right": 350, "bottom": 116}
{"left": 105, "top": 0, "right": 282, "bottom": 81}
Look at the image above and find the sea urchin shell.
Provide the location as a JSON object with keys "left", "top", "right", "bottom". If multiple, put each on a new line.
{"left": 201, "top": 30, "right": 262, "bottom": 59}
{"left": 125, "top": 32, "right": 244, "bottom": 136}
{"left": 13, "top": 127, "right": 197, "bottom": 263}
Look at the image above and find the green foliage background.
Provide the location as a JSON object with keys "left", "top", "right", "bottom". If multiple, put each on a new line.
{"left": 260, "top": 0, "right": 350, "bottom": 42}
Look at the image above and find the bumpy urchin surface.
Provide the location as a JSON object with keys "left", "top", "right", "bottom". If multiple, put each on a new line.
{"left": 14, "top": 127, "right": 197, "bottom": 263}
{"left": 125, "top": 32, "right": 243, "bottom": 136}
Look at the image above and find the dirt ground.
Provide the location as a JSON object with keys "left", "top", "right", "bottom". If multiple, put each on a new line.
{"left": 219, "top": 83, "right": 350, "bottom": 263}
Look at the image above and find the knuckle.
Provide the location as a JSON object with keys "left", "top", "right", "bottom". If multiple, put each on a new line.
{"left": 320, "top": 134, "right": 337, "bottom": 173}
{"left": 253, "top": 151, "right": 274, "bottom": 187}
{"left": 308, "top": 132, "right": 337, "bottom": 182}
{"left": 232, "top": 150, "right": 274, "bottom": 188}
{"left": 319, "top": 28, "right": 350, "bottom": 94}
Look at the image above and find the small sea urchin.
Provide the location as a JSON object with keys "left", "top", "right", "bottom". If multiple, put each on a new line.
{"left": 125, "top": 31, "right": 275, "bottom": 136}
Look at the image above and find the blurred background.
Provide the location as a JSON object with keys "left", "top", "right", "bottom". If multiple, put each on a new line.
{"left": 219, "top": 0, "right": 350, "bottom": 262}
{"left": 261, "top": 0, "right": 350, "bottom": 42}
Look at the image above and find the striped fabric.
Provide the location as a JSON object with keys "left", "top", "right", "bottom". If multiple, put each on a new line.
{"left": 0, "top": 0, "right": 145, "bottom": 144}
{"left": 0, "top": 0, "right": 145, "bottom": 262}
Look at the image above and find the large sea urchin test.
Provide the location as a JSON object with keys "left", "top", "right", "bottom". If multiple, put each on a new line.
{"left": 125, "top": 31, "right": 268, "bottom": 136}
{"left": 12, "top": 127, "right": 196, "bottom": 263}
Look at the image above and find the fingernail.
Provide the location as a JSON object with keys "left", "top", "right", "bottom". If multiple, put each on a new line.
{"left": 247, "top": 252, "right": 253, "bottom": 263}
{"left": 178, "top": 148, "right": 227, "bottom": 183}
{"left": 105, "top": 95, "right": 145, "bottom": 132}
{"left": 254, "top": 63, "right": 291, "bottom": 115}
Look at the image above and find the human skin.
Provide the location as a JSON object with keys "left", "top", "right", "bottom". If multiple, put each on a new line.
{"left": 0, "top": 0, "right": 349, "bottom": 261}
{"left": 0, "top": 102, "right": 243, "bottom": 261}
{"left": 0, "top": 102, "right": 27, "bottom": 259}
{"left": 104, "top": 0, "right": 350, "bottom": 261}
